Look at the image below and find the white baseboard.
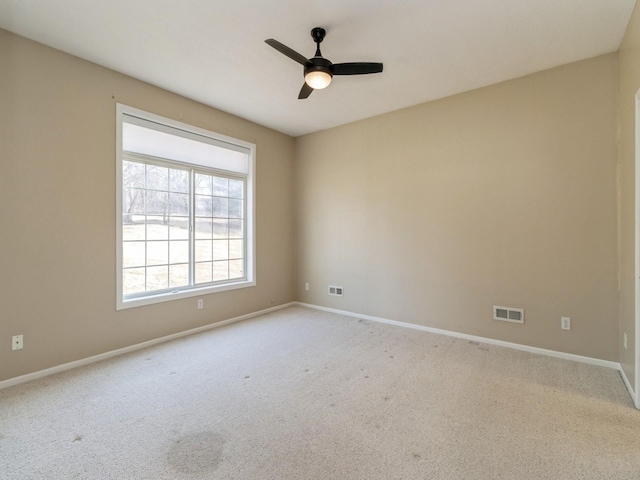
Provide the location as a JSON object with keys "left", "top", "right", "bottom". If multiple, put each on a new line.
{"left": 296, "top": 302, "right": 622, "bottom": 371}
{"left": 619, "top": 366, "right": 639, "bottom": 409}
{"left": 4, "top": 301, "right": 636, "bottom": 409}
{"left": 0, "top": 302, "right": 296, "bottom": 391}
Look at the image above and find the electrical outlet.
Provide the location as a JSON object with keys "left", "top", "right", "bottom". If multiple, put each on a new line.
{"left": 305, "top": 282, "right": 309, "bottom": 291}
{"left": 624, "top": 333, "right": 628, "bottom": 349}
{"left": 561, "top": 317, "right": 571, "bottom": 330}
{"left": 197, "top": 299, "right": 203, "bottom": 310}
{"left": 12, "top": 335, "right": 23, "bottom": 351}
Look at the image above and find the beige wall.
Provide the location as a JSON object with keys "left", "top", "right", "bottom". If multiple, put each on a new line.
{"left": 295, "top": 53, "right": 619, "bottom": 361}
{"left": 0, "top": 26, "right": 627, "bottom": 383}
{"left": 0, "top": 29, "right": 296, "bottom": 382}
{"left": 618, "top": 4, "right": 640, "bottom": 392}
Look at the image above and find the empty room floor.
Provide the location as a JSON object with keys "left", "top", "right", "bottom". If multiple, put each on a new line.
{"left": 1, "top": 306, "right": 639, "bottom": 479}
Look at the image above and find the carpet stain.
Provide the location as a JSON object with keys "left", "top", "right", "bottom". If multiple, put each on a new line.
{"left": 73, "top": 435, "right": 83, "bottom": 442}
{"left": 168, "top": 431, "right": 225, "bottom": 474}
{"left": 469, "top": 340, "right": 490, "bottom": 351}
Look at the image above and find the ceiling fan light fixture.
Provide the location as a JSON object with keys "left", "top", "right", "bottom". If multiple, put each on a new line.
{"left": 304, "top": 70, "right": 332, "bottom": 89}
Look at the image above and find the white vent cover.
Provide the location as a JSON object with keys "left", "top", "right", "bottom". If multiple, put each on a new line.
{"left": 493, "top": 306, "right": 524, "bottom": 324}
{"left": 328, "top": 285, "right": 344, "bottom": 296}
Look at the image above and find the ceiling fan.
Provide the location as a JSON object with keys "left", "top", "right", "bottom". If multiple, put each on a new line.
{"left": 265, "top": 27, "right": 383, "bottom": 99}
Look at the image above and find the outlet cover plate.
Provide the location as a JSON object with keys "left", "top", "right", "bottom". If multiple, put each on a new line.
{"left": 12, "top": 334, "right": 23, "bottom": 350}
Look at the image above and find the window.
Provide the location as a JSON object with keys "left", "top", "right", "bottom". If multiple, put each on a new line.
{"left": 116, "top": 105, "right": 255, "bottom": 309}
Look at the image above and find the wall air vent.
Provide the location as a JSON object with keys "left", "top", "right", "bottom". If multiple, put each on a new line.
{"left": 328, "top": 285, "right": 343, "bottom": 296}
{"left": 493, "top": 305, "right": 524, "bottom": 324}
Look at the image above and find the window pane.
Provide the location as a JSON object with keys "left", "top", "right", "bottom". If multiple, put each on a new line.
{"left": 195, "top": 174, "right": 212, "bottom": 195}
{"left": 212, "top": 219, "right": 228, "bottom": 239}
{"left": 195, "top": 219, "right": 212, "bottom": 239}
{"left": 147, "top": 241, "right": 168, "bottom": 266}
{"left": 169, "top": 193, "right": 189, "bottom": 215}
{"left": 169, "top": 169, "right": 189, "bottom": 193}
{"left": 147, "top": 216, "right": 168, "bottom": 240}
{"left": 195, "top": 240, "right": 212, "bottom": 262}
{"left": 123, "top": 161, "right": 145, "bottom": 188}
{"left": 229, "top": 239, "right": 243, "bottom": 259}
{"left": 123, "top": 188, "right": 145, "bottom": 215}
{"left": 212, "top": 240, "right": 228, "bottom": 261}
{"left": 123, "top": 241, "right": 145, "bottom": 268}
{"left": 123, "top": 267, "right": 146, "bottom": 295}
{"left": 195, "top": 195, "right": 212, "bottom": 216}
{"left": 229, "top": 199, "right": 243, "bottom": 219}
{"left": 229, "top": 179, "right": 243, "bottom": 199}
{"left": 229, "top": 219, "right": 243, "bottom": 239}
{"left": 169, "top": 217, "right": 189, "bottom": 239}
{"left": 147, "top": 265, "right": 169, "bottom": 291}
{"left": 169, "top": 241, "right": 189, "bottom": 264}
{"left": 212, "top": 261, "right": 229, "bottom": 281}
{"left": 229, "top": 259, "right": 244, "bottom": 279}
{"left": 213, "top": 197, "right": 228, "bottom": 218}
{"left": 123, "top": 221, "right": 145, "bottom": 241}
{"left": 213, "top": 176, "right": 228, "bottom": 196}
{"left": 169, "top": 264, "right": 189, "bottom": 288}
{"left": 146, "top": 191, "right": 168, "bottom": 215}
{"left": 146, "top": 165, "right": 168, "bottom": 191}
{"left": 195, "top": 262, "right": 212, "bottom": 284}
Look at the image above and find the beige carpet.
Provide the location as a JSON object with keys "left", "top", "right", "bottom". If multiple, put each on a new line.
{"left": 1, "top": 306, "right": 639, "bottom": 479}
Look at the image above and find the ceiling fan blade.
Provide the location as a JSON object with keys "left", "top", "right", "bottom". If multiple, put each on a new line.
{"left": 298, "top": 83, "right": 314, "bottom": 99}
{"left": 333, "top": 62, "right": 383, "bottom": 75}
{"left": 265, "top": 39, "right": 308, "bottom": 66}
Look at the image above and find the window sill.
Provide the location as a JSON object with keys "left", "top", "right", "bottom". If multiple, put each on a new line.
{"left": 116, "top": 279, "right": 256, "bottom": 310}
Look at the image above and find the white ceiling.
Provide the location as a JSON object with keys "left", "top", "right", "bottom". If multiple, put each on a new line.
{"left": 0, "top": 0, "right": 636, "bottom": 137}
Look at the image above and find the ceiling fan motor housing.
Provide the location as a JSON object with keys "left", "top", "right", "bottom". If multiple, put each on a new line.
{"left": 304, "top": 56, "right": 333, "bottom": 79}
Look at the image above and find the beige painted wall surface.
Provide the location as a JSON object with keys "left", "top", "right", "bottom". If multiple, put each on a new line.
{"left": 0, "top": 30, "right": 295, "bottom": 382}
{"left": 295, "top": 53, "right": 619, "bottom": 361}
{"left": 618, "top": 4, "right": 640, "bottom": 392}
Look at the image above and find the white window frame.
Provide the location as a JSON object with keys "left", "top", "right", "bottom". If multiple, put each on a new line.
{"left": 116, "top": 104, "right": 256, "bottom": 310}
